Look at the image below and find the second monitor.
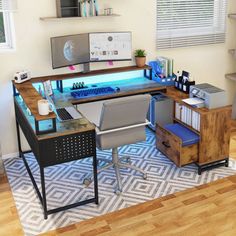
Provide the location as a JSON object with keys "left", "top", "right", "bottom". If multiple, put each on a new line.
{"left": 51, "top": 32, "right": 132, "bottom": 70}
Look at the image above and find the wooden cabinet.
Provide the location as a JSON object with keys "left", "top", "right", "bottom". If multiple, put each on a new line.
{"left": 160, "top": 87, "right": 231, "bottom": 174}
{"left": 156, "top": 124, "right": 198, "bottom": 167}
{"left": 198, "top": 108, "right": 231, "bottom": 164}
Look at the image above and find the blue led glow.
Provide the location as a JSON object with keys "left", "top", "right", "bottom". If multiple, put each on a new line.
{"left": 33, "top": 70, "right": 146, "bottom": 91}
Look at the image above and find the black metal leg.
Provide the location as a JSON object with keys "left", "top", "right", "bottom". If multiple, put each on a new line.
{"left": 198, "top": 166, "right": 202, "bottom": 175}
{"left": 56, "top": 80, "right": 63, "bottom": 93}
{"left": 93, "top": 155, "right": 99, "bottom": 205}
{"left": 15, "top": 120, "right": 23, "bottom": 157}
{"left": 40, "top": 167, "right": 48, "bottom": 219}
{"left": 225, "top": 158, "right": 229, "bottom": 167}
{"left": 196, "top": 158, "right": 229, "bottom": 175}
{"left": 56, "top": 80, "right": 60, "bottom": 91}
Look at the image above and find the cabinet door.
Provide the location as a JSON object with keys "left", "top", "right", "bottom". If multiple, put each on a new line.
{"left": 156, "top": 125, "right": 182, "bottom": 167}
{"left": 199, "top": 109, "right": 231, "bottom": 164}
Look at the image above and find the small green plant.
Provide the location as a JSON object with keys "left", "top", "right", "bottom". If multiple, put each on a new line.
{"left": 134, "top": 49, "right": 146, "bottom": 57}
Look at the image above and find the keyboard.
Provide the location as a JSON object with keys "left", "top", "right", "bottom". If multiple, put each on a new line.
{"left": 56, "top": 107, "right": 82, "bottom": 121}
{"left": 71, "top": 86, "right": 116, "bottom": 99}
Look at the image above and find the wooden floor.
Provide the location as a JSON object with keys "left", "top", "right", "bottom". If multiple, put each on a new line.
{"left": 1, "top": 127, "right": 236, "bottom": 236}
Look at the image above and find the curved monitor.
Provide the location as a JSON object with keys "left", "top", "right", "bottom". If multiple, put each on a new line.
{"left": 50, "top": 32, "right": 132, "bottom": 69}
{"left": 51, "top": 34, "right": 90, "bottom": 69}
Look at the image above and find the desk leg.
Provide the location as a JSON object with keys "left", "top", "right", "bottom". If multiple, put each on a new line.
{"left": 196, "top": 158, "right": 229, "bottom": 175}
{"left": 93, "top": 155, "right": 99, "bottom": 205}
{"left": 40, "top": 167, "right": 48, "bottom": 219}
{"left": 15, "top": 120, "right": 23, "bottom": 158}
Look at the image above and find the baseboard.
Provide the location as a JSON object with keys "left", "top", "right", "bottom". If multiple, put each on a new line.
{"left": 2, "top": 152, "right": 19, "bottom": 160}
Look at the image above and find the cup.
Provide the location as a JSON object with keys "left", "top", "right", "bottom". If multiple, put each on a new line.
{"left": 38, "top": 99, "right": 53, "bottom": 116}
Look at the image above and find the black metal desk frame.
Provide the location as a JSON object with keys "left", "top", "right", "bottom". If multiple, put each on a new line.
{"left": 195, "top": 158, "right": 229, "bottom": 175}
{"left": 13, "top": 95, "right": 99, "bottom": 220}
{"left": 12, "top": 66, "right": 162, "bottom": 219}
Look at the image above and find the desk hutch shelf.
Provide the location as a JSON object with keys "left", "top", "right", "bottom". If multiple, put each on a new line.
{"left": 226, "top": 14, "right": 236, "bottom": 81}
{"left": 40, "top": 0, "right": 120, "bottom": 21}
{"left": 40, "top": 14, "right": 120, "bottom": 21}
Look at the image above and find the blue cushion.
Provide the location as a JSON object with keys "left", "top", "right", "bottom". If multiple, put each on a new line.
{"left": 164, "top": 123, "right": 199, "bottom": 147}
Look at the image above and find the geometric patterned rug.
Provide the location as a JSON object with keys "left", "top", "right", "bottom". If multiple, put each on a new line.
{"left": 4, "top": 129, "right": 236, "bottom": 236}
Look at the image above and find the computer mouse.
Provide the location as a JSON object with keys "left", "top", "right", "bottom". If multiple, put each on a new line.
{"left": 115, "top": 87, "right": 120, "bottom": 92}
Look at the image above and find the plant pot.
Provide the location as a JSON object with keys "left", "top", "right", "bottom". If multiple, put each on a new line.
{"left": 135, "top": 56, "right": 146, "bottom": 68}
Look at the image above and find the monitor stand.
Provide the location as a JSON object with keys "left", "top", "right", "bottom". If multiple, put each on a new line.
{"left": 82, "top": 63, "right": 90, "bottom": 73}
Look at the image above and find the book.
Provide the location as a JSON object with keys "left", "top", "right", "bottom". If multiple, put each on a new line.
{"left": 80, "top": 1, "right": 87, "bottom": 17}
{"left": 86, "top": 1, "right": 90, "bottom": 17}
{"left": 94, "top": 0, "right": 99, "bottom": 16}
{"left": 157, "top": 57, "right": 168, "bottom": 78}
{"left": 191, "top": 111, "right": 200, "bottom": 131}
{"left": 181, "top": 106, "right": 187, "bottom": 123}
{"left": 167, "top": 58, "right": 173, "bottom": 77}
{"left": 89, "top": 0, "right": 94, "bottom": 16}
{"left": 157, "top": 57, "right": 174, "bottom": 78}
{"left": 175, "top": 102, "right": 181, "bottom": 120}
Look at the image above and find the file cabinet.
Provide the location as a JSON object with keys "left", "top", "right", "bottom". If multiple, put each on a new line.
{"left": 156, "top": 124, "right": 199, "bottom": 167}
{"left": 157, "top": 87, "right": 231, "bottom": 174}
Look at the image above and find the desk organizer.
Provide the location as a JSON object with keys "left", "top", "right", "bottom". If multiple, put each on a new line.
{"left": 153, "top": 75, "right": 176, "bottom": 86}
{"left": 174, "top": 80, "right": 195, "bottom": 94}
{"left": 148, "top": 61, "right": 176, "bottom": 86}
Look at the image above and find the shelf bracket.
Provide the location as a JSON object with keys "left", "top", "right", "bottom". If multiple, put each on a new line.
{"left": 83, "top": 63, "right": 90, "bottom": 73}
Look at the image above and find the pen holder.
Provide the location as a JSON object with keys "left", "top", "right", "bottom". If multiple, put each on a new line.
{"left": 183, "top": 81, "right": 195, "bottom": 94}
{"left": 174, "top": 80, "right": 195, "bottom": 94}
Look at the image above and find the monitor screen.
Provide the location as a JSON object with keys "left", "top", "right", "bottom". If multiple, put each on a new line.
{"left": 51, "top": 32, "right": 132, "bottom": 69}
{"left": 51, "top": 34, "right": 90, "bottom": 69}
{"left": 89, "top": 32, "right": 132, "bottom": 62}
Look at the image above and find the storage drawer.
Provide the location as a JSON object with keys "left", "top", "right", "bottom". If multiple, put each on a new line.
{"left": 156, "top": 124, "right": 198, "bottom": 167}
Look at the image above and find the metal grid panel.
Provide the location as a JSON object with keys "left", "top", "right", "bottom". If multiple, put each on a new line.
{"left": 54, "top": 132, "right": 95, "bottom": 161}
{"left": 40, "top": 130, "right": 96, "bottom": 167}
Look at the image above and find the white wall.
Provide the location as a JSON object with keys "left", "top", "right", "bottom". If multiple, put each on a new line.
{"left": 0, "top": 0, "right": 236, "bottom": 156}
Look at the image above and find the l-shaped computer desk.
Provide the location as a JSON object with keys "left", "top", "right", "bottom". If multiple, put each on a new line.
{"left": 12, "top": 65, "right": 231, "bottom": 219}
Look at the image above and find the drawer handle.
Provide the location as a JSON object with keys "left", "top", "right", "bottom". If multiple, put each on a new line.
{"left": 162, "top": 141, "right": 170, "bottom": 148}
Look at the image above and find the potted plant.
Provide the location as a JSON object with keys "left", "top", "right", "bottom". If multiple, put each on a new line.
{"left": 134, "top": 49, "right": 146, "bottom": 68}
